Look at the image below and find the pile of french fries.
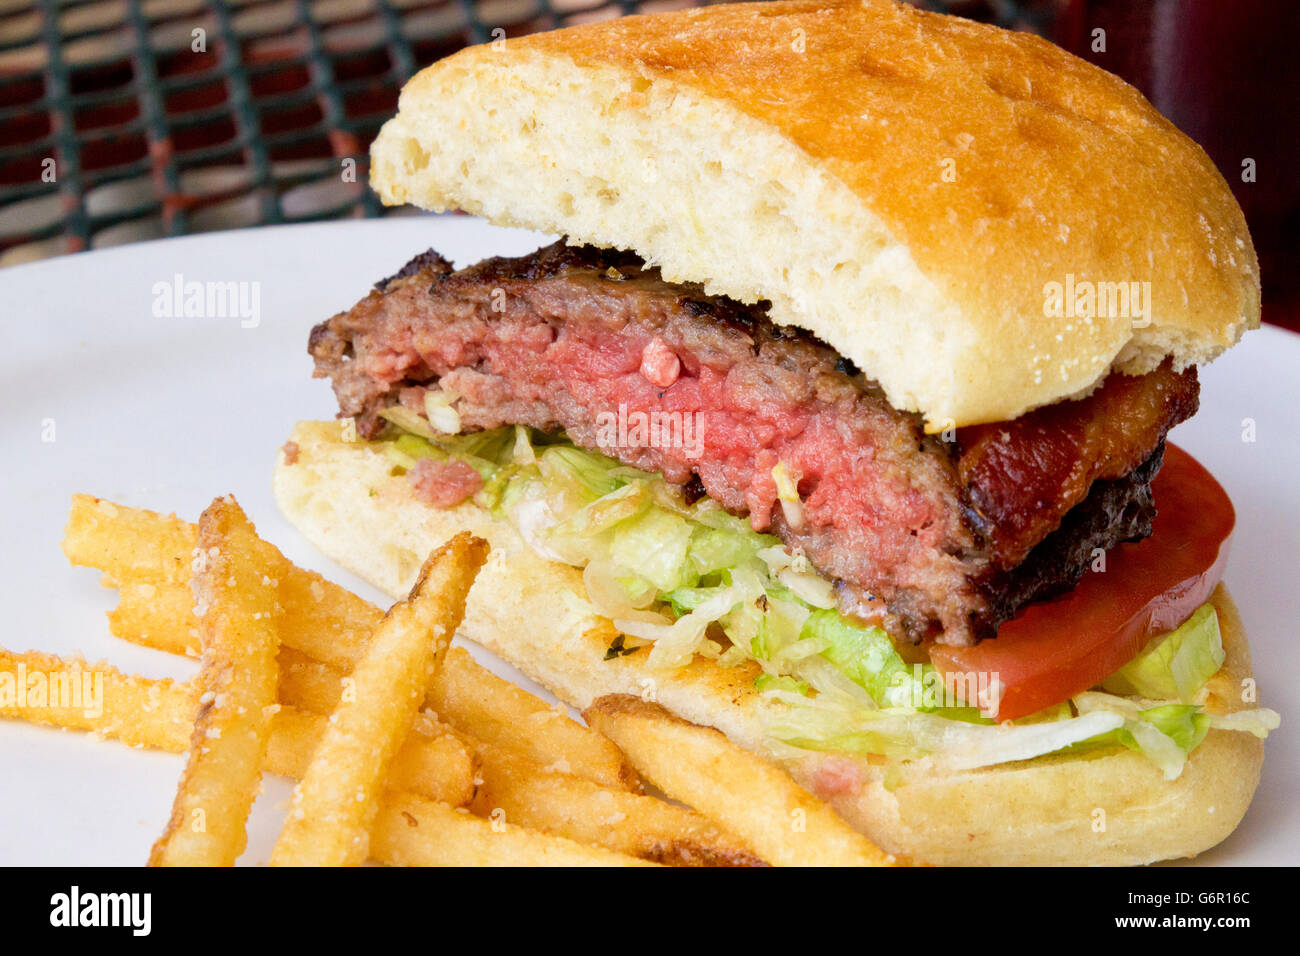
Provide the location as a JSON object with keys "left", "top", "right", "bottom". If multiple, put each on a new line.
{"left": 0, "top": 492, "right": 901, "bottom": 867}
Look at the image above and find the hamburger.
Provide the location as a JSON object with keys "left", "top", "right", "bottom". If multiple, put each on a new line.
{"left": 274, "top": 0, "right": 1279, "bottom": 864}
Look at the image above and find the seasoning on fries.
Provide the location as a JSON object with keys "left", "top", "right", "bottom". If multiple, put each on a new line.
{"left": 0, "top": 650, "right": 475, "bottom": 807}
{"left": 148, "top": 496, "right": 281, "bottom": 867}
{"left": 71, "top": 498, "right": 636, "bottom": 793}
{"left": 271, "top": 533, "right": 488, "bottom": 866}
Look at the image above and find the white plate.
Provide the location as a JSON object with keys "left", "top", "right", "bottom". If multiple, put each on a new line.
{"left": 0, "top": 217, "right": 1294, "bottom": 866}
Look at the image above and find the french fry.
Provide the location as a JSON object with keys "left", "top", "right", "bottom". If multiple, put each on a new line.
{"left": 272, "top": 552, "right": 377, "bottom": 669}
{"left": 270, "top": 533, "right": 489, "bottom": 867}
{"left": 108, "top": 577, "right": 366, "bottom": 670}
{"left": 0, "top": 649, "right": 198, "bottom": 747}
{"left": 109, "top": 582, "right": 351, "bottom": 712}
{"left": 371, "top": 791, "right": 657, "bottom": 867}
{"left": 67, "top": 497, "right": 639, "bottom": 791}
{"left": 109, "top": 581, "right": 197, "bottom": 656}
{"left": 68, "top": 494, "right": 375, "bottom": 670}
{"left": 108, "top": 585, "right": 353, "bottom": 707}
{"left": 63, "top": 495, "right": 196, "bottom": 587}
{"left": 276, "top": 648, "right": 350, "bottom": 715}
{"left": 0, "top": 650, "right": 476, "bottom": 806}
{"left": 267, "top": 708, "right": 476, "bottom": 807}
{"left": 149, "top": 497, "right": 281, "bottom": 867}
{"left": 430, "top": 648, "right": 639, "bottom": 792}
{"left": 584, "top": 695, "right": 900, "bottom": 868}
{"left": 0, "top": 648, "right": 635, "bottom": 866}
{"left": 468, "top": 738, "right": 765, "bottom": 866}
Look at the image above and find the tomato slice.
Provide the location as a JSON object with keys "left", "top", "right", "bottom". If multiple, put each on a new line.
{"left": 930, "top": 444, "right": 1234, "bottom": 721}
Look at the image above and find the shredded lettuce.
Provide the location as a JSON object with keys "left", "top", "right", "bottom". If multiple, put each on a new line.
{"left": 366, "top": 415, "right": 1280, "bottom": 775}
{"left": 766, "top": 694, "right": 1124, "bottom": 765}
{"left": 393, "top": 434, "right": 443, "bottom": 461}
{"left": 1101, "top": 603, "right": 1225, "bottom": 702}
{"left": 801, "top": 610, "right": 916, "bottom": 709}
{"left": 755, "top": 674, "right": 811, "bottom": 696}
{"left": 376, "top": 404, "right": 438, "bottom": 440}
{"left": 768, "top": 688, "right": 1277, "bottom": 780}
{"left": 1208, "top": 709, "right": 1281, "bottom": 737}
{"left": 691, "top": 528, "right": 771, "bottom": 576}
{"left": 609, "top": 508, "right": 696, "bottom": 592}
{"left": 540, "top": 445, "right": 623, "bottom": 501}
{"left": 375, "top": 410, "right": 502, "bottom": 483}
{"left": 617, "top": 571, "right": 763, "bottom": 668}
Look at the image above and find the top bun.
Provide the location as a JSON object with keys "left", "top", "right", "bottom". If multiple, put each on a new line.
{"left": 370, "top": 0, "right": 1259, "bottom": 428}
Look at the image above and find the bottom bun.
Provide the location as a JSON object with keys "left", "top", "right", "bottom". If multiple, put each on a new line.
{"left": 273, "top": 421, "right": 1265, "bottom": 865}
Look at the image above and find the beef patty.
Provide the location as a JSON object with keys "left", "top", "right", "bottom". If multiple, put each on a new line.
{"left": 309, "top": 241, "right": 1199, "bottom": 645}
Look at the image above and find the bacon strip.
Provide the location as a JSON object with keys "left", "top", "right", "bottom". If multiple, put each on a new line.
{"left": 957, "top": 361, "right": 1199, "bottom": 567}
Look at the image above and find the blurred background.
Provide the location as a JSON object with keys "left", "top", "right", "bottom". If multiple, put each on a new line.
{"left": 0, "top": 0, "right": 1295, "bottom": 328}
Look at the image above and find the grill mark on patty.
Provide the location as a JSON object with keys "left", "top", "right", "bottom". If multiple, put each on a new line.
{"left": 311, "top": 240, "right": 1199, "bottom": 644}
